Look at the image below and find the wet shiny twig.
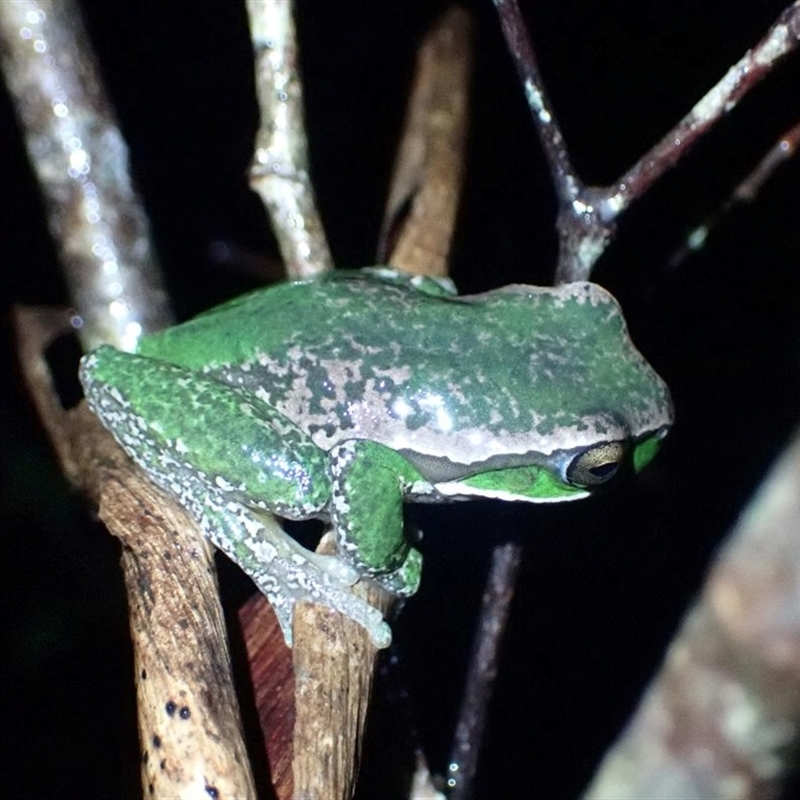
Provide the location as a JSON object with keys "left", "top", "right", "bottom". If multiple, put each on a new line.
{"left": 0, "top": 0, "right": 172, "bottom": 350}
{"left": 604, "top": 4, "right": 800, "bottom": 225}
{"left": 246, "top": 0, "right": 332, "bottom": 279}
{"left": 669, "top": 120, "right": 800, "bottom": 268}
{"left": 492, "top": 0, "right": 613, "bottom": 282}
{"left": 493, "top": 1, "right": 800, "bottom": 283}
{"left": 447, "top": 542, "right": 522, "bottom": 800}
{"left": 493, "top": 0, "right": 579, "bottom": 208}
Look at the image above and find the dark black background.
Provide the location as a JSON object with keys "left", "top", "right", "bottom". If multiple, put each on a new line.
{"left": 2, "top": 1, "right": 799, "bottom": 798}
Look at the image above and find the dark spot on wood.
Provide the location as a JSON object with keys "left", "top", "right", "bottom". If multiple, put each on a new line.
{"left": 165, "top": 700, "right": 177, "bottom": 715}
{"left": 152, "top": 734, "right": 162, "bottom": 748}
{"left": 179, "top": 706, "right": 191, "bottom": 719}
{"left": 141, "top": 668, "right": 147, "bottom": 680}
{"left": 160, "top": 759, "right": 167, "bottom": 771}
{"left": 142, "top": 750, "right": 149, "bottom": 765}
{"left": 148, "top": 783, "right": 154, "bottom": 794}
{"left": 178, "top": 618, "right": 189, "bottom": 629}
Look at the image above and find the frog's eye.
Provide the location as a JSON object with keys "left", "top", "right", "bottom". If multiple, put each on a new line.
{"left": 566, "top": 442, "right": 626, "bottom": 488}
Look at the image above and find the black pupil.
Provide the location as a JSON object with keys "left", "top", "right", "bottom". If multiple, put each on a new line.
{"left": 590, "top": 461, "right": 618, "bottom": 479}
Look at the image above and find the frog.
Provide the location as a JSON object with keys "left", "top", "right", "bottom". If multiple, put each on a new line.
{"left": 79, "top": 267, "right": 673, "bottom": 647}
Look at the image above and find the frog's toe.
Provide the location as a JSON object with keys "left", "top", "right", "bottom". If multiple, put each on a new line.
{"left": 307, "top": 549, "right": 360, "bottom": 585}
{"left": 252, "top": 561, "right": 392, "bottom": 650}
{"left": 372, "top": 547, "right": 422, "bottom": 597}
{"left": 243, "top": 532, "right": 392, "bottom": 648}
{"left": 250, "top": 511, "right": 359, "bottom": 585}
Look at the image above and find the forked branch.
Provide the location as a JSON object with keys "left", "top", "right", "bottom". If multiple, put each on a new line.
{"left": 494, "top": 0, "right": 800, "bottom": 283}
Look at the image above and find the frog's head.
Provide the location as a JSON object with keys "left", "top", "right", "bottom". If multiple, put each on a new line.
{"left": 423, "top": 281, "right": 673, "bottom": 503}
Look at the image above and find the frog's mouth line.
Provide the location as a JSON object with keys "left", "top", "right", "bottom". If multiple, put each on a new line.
{"left": 399, "top": 442, "right": 616, "bottom": 485}
{"left": 428, "top": 481, "right": 590, "bottom": 504}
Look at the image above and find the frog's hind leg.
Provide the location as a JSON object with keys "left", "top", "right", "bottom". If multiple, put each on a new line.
{"left": 80, "top": 346, "right": 330, "bottom": 519}
{"left": 79, "top": 346, "right": 392, "bottom": 647}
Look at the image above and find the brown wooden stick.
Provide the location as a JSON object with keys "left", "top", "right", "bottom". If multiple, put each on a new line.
{"left": 379, "top": 6, "right": 473, "bottom": 277}
{"left": 15, "top": 305, "right": 256, "bottom": 798}
{"left": 292, "top": 575, "right": 396, "bottom": 800}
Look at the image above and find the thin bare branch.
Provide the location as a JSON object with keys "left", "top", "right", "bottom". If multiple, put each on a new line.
{"left": 669, "top": 120, "right": 800, "bottom": 267}
{"left": 603, "top": 2, "right": 800, "bottom": 226}
{"left": 0, "top": 0, "right": 172, "bottom": 350}
{"left": 584, "top": 427, "right": 800, "bottom": 800}
{"left": 447, "top": 542, "right": 523, "bottom": 800}
{"left": 493, "top": 1, "right": 800, "bottom": 283}
{"left": 730, "top": 120, "right": 800, "bottom": 200}
{"left": 246, "top": 0, "right": 333, "bottom": 279}
{"left": 492, "top": 0, "right": 581, "bottom": 206}
{"left": 491, "top": 0, "right": 614, "bottom": 283}
{"left": 379, "top": 6, "right": 473, "bottom": 278}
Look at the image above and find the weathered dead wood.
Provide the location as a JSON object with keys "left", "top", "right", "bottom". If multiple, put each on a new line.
{"left": 378, "top": 6, "right": 473, "bottom": 277}
{"left": 15, "top": 305, "right": 256, "bottom": 799}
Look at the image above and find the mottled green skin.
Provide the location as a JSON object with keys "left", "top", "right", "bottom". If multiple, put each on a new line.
{"left": 139, "top": 270, "right": 668, "bottom": 448}
{"left": 79, "top": 268, "right": 672, "bottom": 646}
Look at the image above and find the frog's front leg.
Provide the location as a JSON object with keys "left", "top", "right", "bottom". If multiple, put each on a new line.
{"left": 79, "top": 347, "right": 392, "bottom": 647}
{"left": 328, "top": 439, "right": 425, "bottom": 597}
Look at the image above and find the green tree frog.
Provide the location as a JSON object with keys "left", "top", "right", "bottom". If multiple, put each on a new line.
{"left": 79, "top": 268, "right": 672, "bottom": 647}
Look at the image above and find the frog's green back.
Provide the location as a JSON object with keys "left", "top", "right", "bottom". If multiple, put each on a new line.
{"left": 138, "top": 270, "right": 461, "bottom": 370}
{"left": 138, "top": 270, "right": 672, "bottom": 451}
